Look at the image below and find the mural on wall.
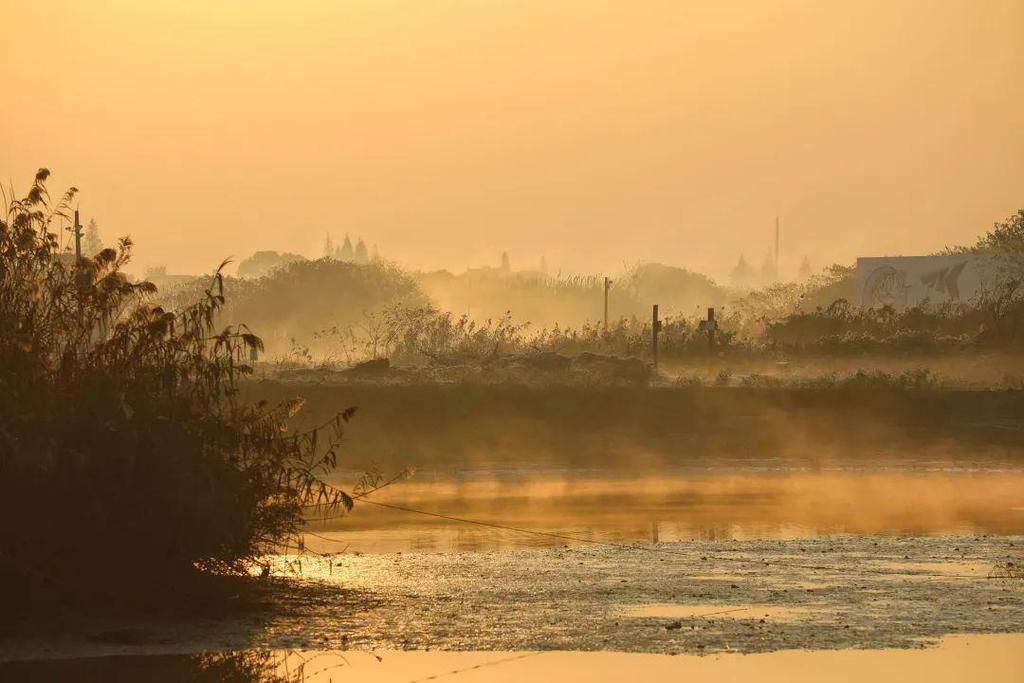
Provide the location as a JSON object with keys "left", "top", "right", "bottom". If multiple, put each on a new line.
{"left": 856, "top": 255, "right": 990, "bottom": 311}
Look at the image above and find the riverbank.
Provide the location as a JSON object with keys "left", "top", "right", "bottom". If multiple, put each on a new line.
{"left": 245, "top": 381, "right": 1024, "bottom": 474}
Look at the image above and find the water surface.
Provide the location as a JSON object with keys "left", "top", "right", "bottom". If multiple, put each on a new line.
{"left": 3, "top": 634, "right": 1023, "bottom": 682}
{"left": 311, "top": 467, "right": 1024, "bottom": 553}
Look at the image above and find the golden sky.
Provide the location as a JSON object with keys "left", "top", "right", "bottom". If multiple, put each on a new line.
{"left": 2, "top": 0, "right": 1022, "bottom": 279}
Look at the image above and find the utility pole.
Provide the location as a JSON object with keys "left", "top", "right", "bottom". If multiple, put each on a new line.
{"left": 68, "top": 209, "right": 83, "bottom": 261}
{"left": 603, "top": 277, "right": 612, "bottom": 330}
{"left": 651, "top": 304, "right": 662, "bottom": 370}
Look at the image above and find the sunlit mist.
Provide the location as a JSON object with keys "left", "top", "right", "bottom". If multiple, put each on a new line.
{"left": 2, "top": 0, "right": 1022, "bottom": 278}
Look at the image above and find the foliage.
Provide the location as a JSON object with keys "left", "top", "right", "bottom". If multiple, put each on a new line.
{"left": 169, "top": 210, "right": 1024, "bottom": 371}
{"left": 416, "top": 261, "right": 726, "bottom": 331}
{"left": 83, "top": 217, "right": 103, "bottom": 256}
{"left": 0, "top": 170, "right": 351, "bottom": 605}
{"left": 762, "top": 300, "right": 981, "bottom": 352}
{"left": 974, "top": 209, "right": 1024, "bottom": 343}
{"left": 306, "top": 304, "right": 738, "bottom": 374}
{"left": 236, "top": 250, "right": 307, "bottom": 279}
{"left": 315, "top": 304, "right": 530, "bottom": 365}
{"left": 801, "top": 369, "right": 940, "bottom": 391}
{"left": 157, "top": 258, "right": 425, "bottom": 356}
{"left": 416, "top": 267, "right": 610, "bottom": 330}
{"left": 0, "top": 651, "right": 303, "bottom": 682}
{"left": 977, "top": 209, "right": 1024, "bottom": 262}
{"left": 531, "top": 314, "right": 734, "bottom": 359}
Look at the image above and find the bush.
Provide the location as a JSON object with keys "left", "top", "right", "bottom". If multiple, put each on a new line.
{"left": 0, "top": 171, "right": 350, "bottom": 607}
{"left": 157, "top": 258, "right": 425, "bottom": 357}
{"left": 761, "top": 299, "right": 987, "bottom": 354}
{"left": 236, "top": 250, "right": 307, "bottom": 279}
{"left": 803, "top": 369, "right": 940, "bottom": 391}
{"left": 317, "top": 304, "right": 531, "bottom": 366}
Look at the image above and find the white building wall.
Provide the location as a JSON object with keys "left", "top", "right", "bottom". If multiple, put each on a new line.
{"left": 855, "top": 254, "right": 993, "bottom": 310}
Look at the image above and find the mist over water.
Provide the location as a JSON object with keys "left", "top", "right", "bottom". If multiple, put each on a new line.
{"left": 309, "top": 470, "right": 1024, "bottom": 554}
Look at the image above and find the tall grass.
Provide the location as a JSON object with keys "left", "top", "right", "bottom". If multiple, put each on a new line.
{"left": 0, "top": 170, "right": 349, "bottom": 607}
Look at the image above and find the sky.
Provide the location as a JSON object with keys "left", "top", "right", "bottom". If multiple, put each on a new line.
{"left": 2, "top": 0, "right": 1022, "bottom": 280}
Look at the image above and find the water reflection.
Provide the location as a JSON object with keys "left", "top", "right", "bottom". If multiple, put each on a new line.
{"left": 3, "top": 635, "right": 1024, "bottom": 682}
{"left": 0, "top": 652, "right": 290, "bottom": 683}
{"left": 305, "top": 470, "right": 1024, "bottom": 553}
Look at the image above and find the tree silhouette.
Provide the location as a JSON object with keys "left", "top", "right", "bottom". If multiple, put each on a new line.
{"left": 84, "top": 218, "right": 103, "bottom": 256}
{"left": 354, "top": 237, "right": 369, "bottom": 264}
{"left": 730, "top": 254, "right": 756, "bottom": 289}
{"left": 237, "top": 251, "right": 306, "bottom": 278}
{"left": 339, "top": 234, "right": 354, "bottom": 261}
{"left": 798, "top": 255, "right": 813, "bottom": 281}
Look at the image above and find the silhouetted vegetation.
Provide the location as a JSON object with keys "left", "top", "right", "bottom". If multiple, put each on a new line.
{"left": 147, "top": 210, "right": 1024, "bottom": 377}
{"left": 236, "top": 250, "right": 307, "bottom": 279}
{"left": 0, "top": 651, "right": 299, "bottom": 683}
{"left": 761, "top": 300, "right": 980, "bottom": 353}
{"left": 0, "top": 171, "right": 351, "bottom": 610}
{"left": 157, "top": 258, "right": 426, "bottom": 355}
{"left": 416, "top": 262, "right": 724, "bottom": 331}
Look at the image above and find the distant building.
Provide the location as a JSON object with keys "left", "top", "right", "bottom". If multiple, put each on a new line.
{"left": 339, "top": 235, "right": 354, "bottom": 261}
{"left": 856, "top": 254, "right": 993, "bottom": 310}
{"left": 729, "top": 254, "right": 757, "bottom": 289}
{"left": 797, "top": 255, "right": 813, "bottom": 281}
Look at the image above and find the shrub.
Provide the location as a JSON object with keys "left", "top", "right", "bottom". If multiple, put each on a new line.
{"left": 156, "top": 258, "right": 425, "bottom": 357}
{"left": 236, "top": 250, "right": 307, "bottom": 279}
{"left": 0, "top": 171, "right": 349, "bottom": 607}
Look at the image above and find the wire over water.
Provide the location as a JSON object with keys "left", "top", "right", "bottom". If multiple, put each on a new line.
{"left": 300, "top": 497, "right": 1009, "bottom": 583}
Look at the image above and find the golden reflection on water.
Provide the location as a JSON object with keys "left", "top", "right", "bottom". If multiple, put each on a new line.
{"left": 305, "top": 471, "right": 1024, "bottom": 553}
{"left": 269, "top": 636, "right": 1024, "bottom": 682}
{"left": 3, "top": 635, "right": 1021, "bottom": 682}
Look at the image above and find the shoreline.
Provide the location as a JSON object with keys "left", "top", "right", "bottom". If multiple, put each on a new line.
{"left": 2, "top": 535, "right": 1020, "bottom": 662}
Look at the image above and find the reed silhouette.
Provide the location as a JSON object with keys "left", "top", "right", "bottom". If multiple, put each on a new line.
{"left": 0, "top": 170, "right": 351, "bottom": 611}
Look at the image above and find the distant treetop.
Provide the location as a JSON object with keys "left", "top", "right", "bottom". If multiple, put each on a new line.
{"left": 237, "top": 250, "right": 307, "bottom": 279}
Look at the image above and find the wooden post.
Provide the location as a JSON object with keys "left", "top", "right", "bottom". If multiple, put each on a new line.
{"left": 699, "top": 307, "right": 718, "bottom": 352}
{"left": 603, "top": 277, "right": 612, "bottom": 330}
{"left": 69, "top": 209, "right": 83, "bottom": 261}
{"left": 707, "top": 307, "right": 716, "bottom": 350}
{"left": 652, "top": 304, "right": 662, "bottom": 369}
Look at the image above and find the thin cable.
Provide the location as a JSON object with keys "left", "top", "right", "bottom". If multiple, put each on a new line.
{"left": 406, "top": 651, "right": 543, "bottom": 683}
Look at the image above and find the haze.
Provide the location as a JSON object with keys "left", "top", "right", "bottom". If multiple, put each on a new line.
{"left": 2, "top": 0, "right": 1022, "bottom": 279}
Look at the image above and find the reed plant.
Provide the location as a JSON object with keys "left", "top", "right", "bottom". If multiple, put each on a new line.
{"left": 0, "top": 170, "right": 350, "bottom": 607}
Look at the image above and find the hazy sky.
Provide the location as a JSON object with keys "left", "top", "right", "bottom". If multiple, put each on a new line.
{"left": 2, "top": 0, "right": 1022, "bottom": 280}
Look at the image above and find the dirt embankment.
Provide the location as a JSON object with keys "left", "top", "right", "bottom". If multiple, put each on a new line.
{"left": 245, "top": 382, "right": 1024, "bottom": 472}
